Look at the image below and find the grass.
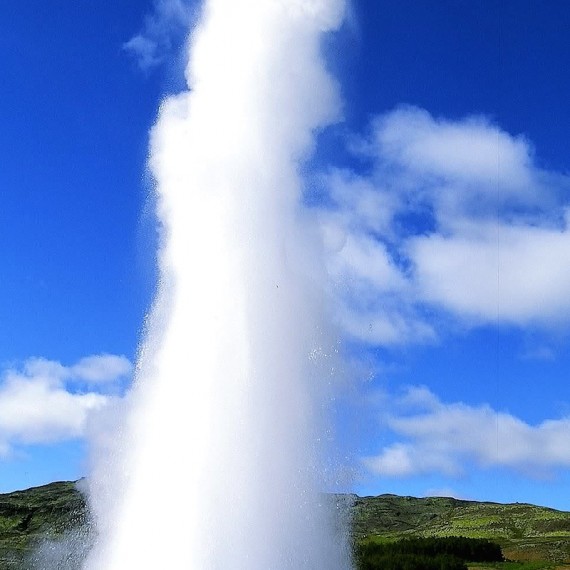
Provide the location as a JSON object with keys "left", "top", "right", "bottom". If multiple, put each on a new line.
{"left": 0, "top": 481, "right": 88, "bottom": 569}
{"left": 351, "top": 495, "right": 570, "bottom": 564}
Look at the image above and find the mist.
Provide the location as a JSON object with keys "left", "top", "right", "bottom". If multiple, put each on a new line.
{"left": 82, "top": 0, "right": 352, "bottom": 568}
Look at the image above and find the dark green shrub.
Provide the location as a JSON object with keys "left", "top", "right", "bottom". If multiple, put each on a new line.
{"left": 355, "top": 536, "right": 503, "bottom": 569}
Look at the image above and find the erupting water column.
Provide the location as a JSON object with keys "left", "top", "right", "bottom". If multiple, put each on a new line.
{"left": 83, "top": 0, "right": 350, "bottom": 568}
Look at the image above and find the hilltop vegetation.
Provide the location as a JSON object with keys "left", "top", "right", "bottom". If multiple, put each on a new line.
{"left": 0, "top": 482, "right": 88, "bottom": 569}
{"left": 1, "top": 483, "right": 570, "bottom": 568}
{"left": 351, "top": 494, "right": 570, "bottom": 565}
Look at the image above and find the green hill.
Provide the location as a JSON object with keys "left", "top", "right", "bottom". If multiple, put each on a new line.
{"left": 351, "top": 494, "right": 570, "bottom": 564}
{"left": 1, "top": 482, "right": 570, "bottom": 567}
{"left": 0, "top": 482, "right": 88, "bottom": 569}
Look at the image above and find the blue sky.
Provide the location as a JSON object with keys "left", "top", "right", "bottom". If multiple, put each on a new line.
{"left": 327, "top": 0, "right": 570, "bottom": 508}
{"left": 2, "top": 0, "right": 570, "bottom": 511}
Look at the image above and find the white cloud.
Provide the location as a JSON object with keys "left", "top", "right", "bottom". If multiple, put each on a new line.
{"left": 320, "top": 106, "right": 570, "bottom": 344}
{"left": 24, "top": 354, "right": 132, "bottom": 384}
{"left": 364, "top": 386, "right": 570, "bottom": 479}
{"left": 338, "top": 308, "right": 436, "bottom": 346}
{"left": 70, "top": 354, "right": 132, "bottom": 383}
{"left": 123, "top": 35, "right": 163, "bottom": 71}
{"left": 409, "top": 217, "right": 570, "bottom": 326}
{"left": 123, "top": 0, "right": 192, "bottom": 71}
{"left": 330, "top": 234, "right": 408, "bottom": 292}
{"left": 0, "top": 355, "right": 131, "bottom": 457}
{"left": 370, "top": 107, "right": 535, "bottom": 195}
{"left": 324, "top": 170, "right": 398, "bottom": 237}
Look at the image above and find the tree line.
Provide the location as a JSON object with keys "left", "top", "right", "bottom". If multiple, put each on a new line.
{"left": 355, "top": 536, "right": 503, "bottom": 570}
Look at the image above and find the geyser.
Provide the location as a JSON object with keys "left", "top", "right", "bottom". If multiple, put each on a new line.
{"left": 83, "top": 0, "right": 350, "bottom": 568}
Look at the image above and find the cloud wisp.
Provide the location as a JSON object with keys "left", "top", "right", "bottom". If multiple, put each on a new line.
{"left": 123, "top": 0, "right": 193, "bottom": 71}
{"left": 319, "top": 106, "right": 570, "bottom": 345}
{"left": 0, "top": 355, "right": 131, "bottom": 457}
{"left": 364, "top": 385, "right": 570, "bottom": 479}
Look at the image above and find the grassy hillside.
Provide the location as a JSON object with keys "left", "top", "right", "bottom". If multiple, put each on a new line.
{"left": 0, "top": 482, "right": 88, "bottom": 569}
{"left": 352, "top": 494, "right": 570, "bottom": 564}
{"left": 1, "top": 483, "right": 570, "bottom": 567}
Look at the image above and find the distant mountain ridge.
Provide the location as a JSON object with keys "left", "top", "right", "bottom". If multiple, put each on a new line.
{"left": 1, "top": 482, "right": 570, "bottom": 566}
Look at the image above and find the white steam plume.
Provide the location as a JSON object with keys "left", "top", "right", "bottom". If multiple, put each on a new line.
{"left": 83, "top": 0, "right": 350, "bottom": 568}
